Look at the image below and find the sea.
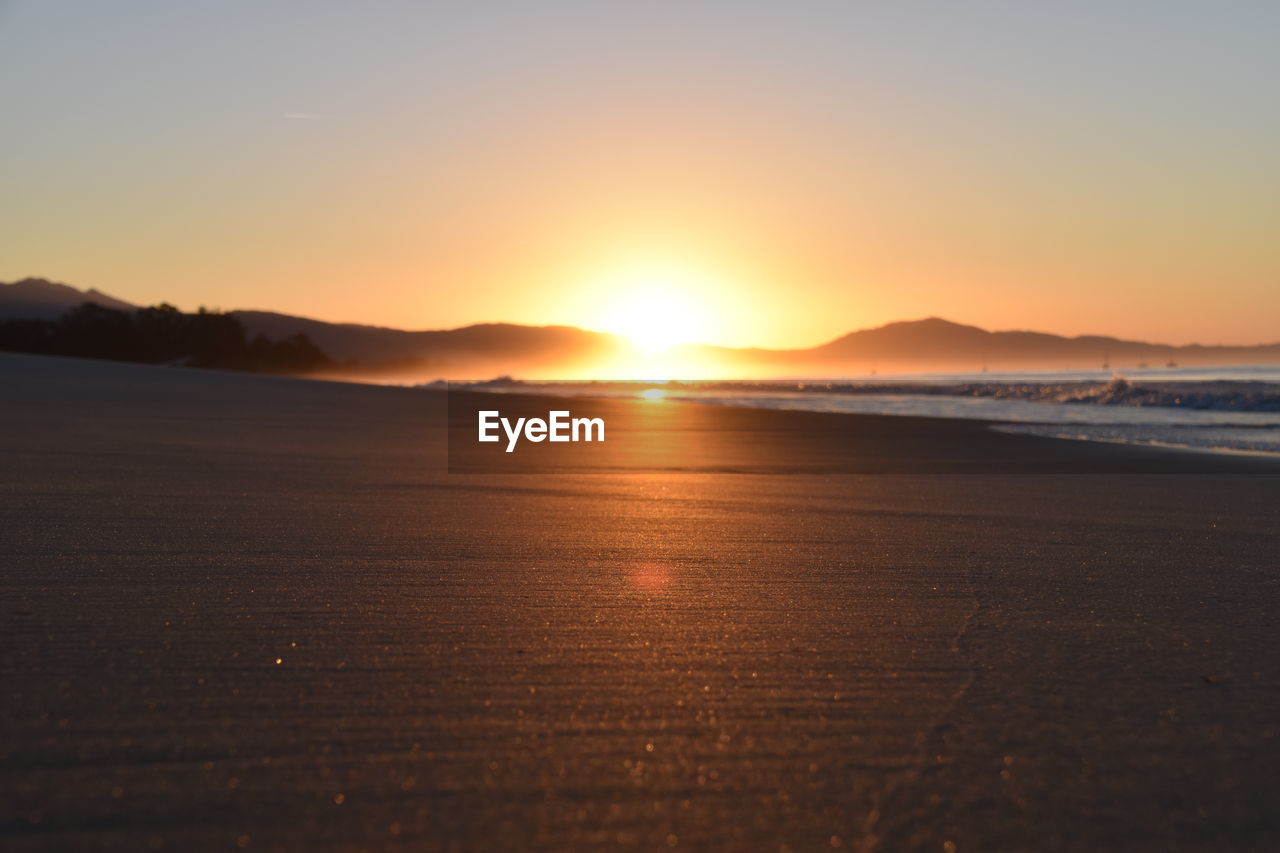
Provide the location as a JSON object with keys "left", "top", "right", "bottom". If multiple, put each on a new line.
{"left": 441, "top": 364, "right": 1280, "bottom": 456}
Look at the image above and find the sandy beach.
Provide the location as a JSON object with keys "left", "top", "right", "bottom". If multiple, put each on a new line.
{"left": 3, "top": 352, "right": 1279, "bottom": 851}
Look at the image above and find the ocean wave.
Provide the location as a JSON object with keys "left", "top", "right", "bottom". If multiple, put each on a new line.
{"left": 992, "top": 422, "right": 1280, "bottom": 455}
{"left": 950, "top": 378, "right": 1280, "bottom": 411}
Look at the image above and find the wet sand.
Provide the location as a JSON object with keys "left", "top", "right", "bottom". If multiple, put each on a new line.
{"left": 2, "top": 353, "right": 1279, "bottom": 851}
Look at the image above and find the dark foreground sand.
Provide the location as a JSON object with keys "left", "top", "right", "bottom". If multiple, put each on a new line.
{"left": 2, "top": 353, "right": 1279, "bottom": 851}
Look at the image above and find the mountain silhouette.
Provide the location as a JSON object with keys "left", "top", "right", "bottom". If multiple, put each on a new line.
{"left": 0, "top": 277, "right": 136, "bottom": 320}
{"left": 790, "top": 317, "right": 1280, "bottom": 371}
{"left": 4, "top": 278, "right": 1279, "bottom": 377}
{"left": 230, "top": 310, "right": 627, "bottom": 372}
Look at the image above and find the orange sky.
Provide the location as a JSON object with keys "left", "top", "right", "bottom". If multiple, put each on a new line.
{"left": 2, "top": 3, "right": 1277, "bottom": 348}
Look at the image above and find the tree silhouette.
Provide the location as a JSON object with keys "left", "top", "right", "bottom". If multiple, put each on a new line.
{"left": 0, "top": 302, "right": 334, "bottom": 374}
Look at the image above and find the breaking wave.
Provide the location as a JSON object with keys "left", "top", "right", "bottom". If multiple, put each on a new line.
{"left": 931, "top": 377, "right": 1280, "bottom": 412}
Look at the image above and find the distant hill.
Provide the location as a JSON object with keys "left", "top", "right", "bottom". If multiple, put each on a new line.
{"left": 0, "top": 281, "right": 631, "bottom": 377}
{"left": 789, "top": 317, "right": 1280, "bottom": 373}
{"left": 231, "top": 310, "right": 629, "bottom": 376}
{"left": 5, "top": 278, "right": 1279, "bottom": 378}
{"left": 0, "top": 278, "right": 136, "bottom": 320}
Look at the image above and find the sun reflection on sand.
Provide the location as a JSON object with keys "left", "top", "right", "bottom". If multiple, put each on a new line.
{"left": 628, "top": 562, "right": 673, "bottom": 592}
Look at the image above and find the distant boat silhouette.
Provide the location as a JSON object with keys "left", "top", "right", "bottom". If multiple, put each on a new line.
{"left": 1167, "top": 360, "right": 1178, "bottom": 368}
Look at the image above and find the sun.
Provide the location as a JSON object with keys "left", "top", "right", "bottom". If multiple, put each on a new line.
{"left": 601, "top": 291, "right": 705, "bottom": 352}
{"left": 589, "top": 266, "right": 716, "bottom": 352}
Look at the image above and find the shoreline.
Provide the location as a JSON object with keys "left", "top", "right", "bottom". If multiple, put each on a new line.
{"left": 446, "top": 375, "right": 1280, "bottom": 459}
{"left": 445, "top": 387, "right": 1280, "bottom": 475}
{"left": 990, "top": 423, "right": 1280, "bottom": 459}
{"left": 5, "top": 351, "right": 1280, "bottom": 468}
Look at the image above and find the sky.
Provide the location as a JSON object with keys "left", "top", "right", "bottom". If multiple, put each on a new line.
{"left": 2, "top": 1, "right": 1277, "bottom": 348}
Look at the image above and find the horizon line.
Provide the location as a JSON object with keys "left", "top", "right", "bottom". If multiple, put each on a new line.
{"left": 4, "top": 276, "right": 1279, "bottom": 352}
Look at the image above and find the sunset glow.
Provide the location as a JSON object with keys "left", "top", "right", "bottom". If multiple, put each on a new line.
{"left": 2, "top": 4, "right": 1278, "bottom": 350}
{"left": 588, "top": 267, "right": 717, "bottom": 352}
